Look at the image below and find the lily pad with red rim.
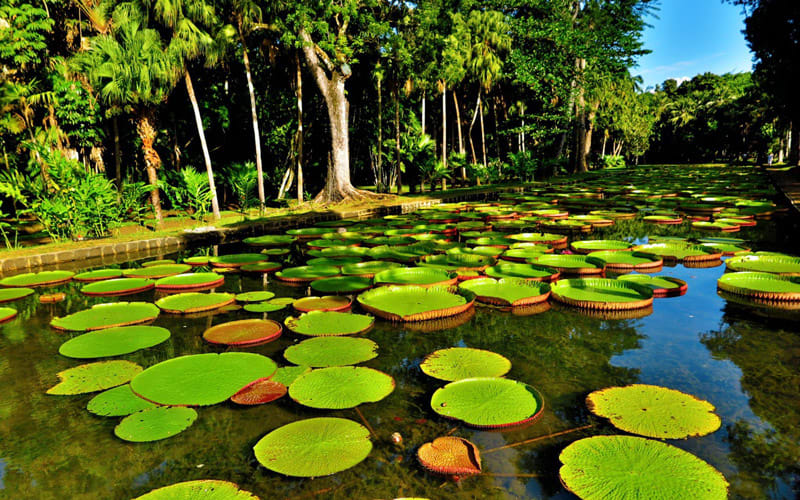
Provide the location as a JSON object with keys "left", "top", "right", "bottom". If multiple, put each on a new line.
{"left": 284, "top": 336, "right": 378, "bottom": 367}
{"left": 130, "top": 352, "right": 277, "bottom": 406}
{"left": 114, "top": 406, "right": 198, "bottom": 442}
{"left": 571, "top": 239, "right": 633, "bottom": 254}
{"left": 243, "top": 298, "right": 293, "bottom": 313}
{"left": 417, "top": 437, "right": 482, "bottom": 476}
{"left": 51, "top": 302, "right": 160, "bottom": 331}
{"left": 142, "top": 259, "right": 175, "bottom": 267}
{"left": 59, "top": 325, "right": 171, "bottom": 358}
{"left": 587, "top": 251, "right": 664, "bottom": 272}
{"left": 74, "top": 269, "right": 124, "bottom": 282}
{"left": 288, "top": 366, "right": 395, "bottom": 409}
{"left": 551, "top": 278, "right": 654, "bottom": 310}
{"left": 373, "top": 267, "right": 458, "bottom": 288}
{"left": 0, "top": 270, "right": 74, "bottom": 287}
{"left": 632, "top": 243, "right": 721, "bottom": 263}
{"left": 0, "top": 287, "right": 34, "bottom": 303}
{"left": 155, "top": 273, "right": 225, "bottom": 291}
{"left": 341, "top": 260, "right": 402, "bottom": 277}
{"left": 240, "top": 261, "right": 283, "bottom": 273}
{"left": 559, "top": 435, "right": 729, "bottom": 500}
{"left": 81, "top": 278, "right": 154, "bottom": 296}
{"left": 458, "top": 277, "right": 550, "bottom": 306}
{"left": 231, "top": 377, "right": 287, "bottom": 405}
{"left": 243, "top": 234, "right": 296, "bottom": 247}
{"left": 306, "top": 257, "right": 363, "bottom": 267}
{"left": 155, "top": 292, "right": 236, "bottom": 313}
{"left": 47, "top": 360, "right": 143, "bottom": 395}
{"left": 235, "top": 291, "right": 275, "bottom": 303}
{"left": 357, "top": 286, "right": 474, "bottom": 322}
{"left": 87, "top": 384, "right": 156, "bottom": 417}
{"left": 253, "top": 417, "right": 372, "bottom": 477}
{"left": 208, "top": 253, "right": 268, "bottom": 268}
{"left": 310, "top": 276, "right": 373, "bottom": 294}
{"left": 275, "top": 266, "right": 341, "bottom": 283}
{"left": 202, "top": 319, "right": 282, "bottom": 346}
{"left": 285, "top": 311, "right": 374, "bottom": 336}
{"left": 134, "top": 480, "right": 259, "bottom": 499}
{"left": 420, "top": 347, "right": 511, "bottom": 381}
{"left": 485, "top": 263, "right": 560, "bottom": 282}
{"left": 184, "top": 256, "right": 210, "bottom": 266}
{"left": 530, "top": 254, "right": 606, "bottom": 275}
{"left": 293, "top": 295, "right": 352, "bottom": 312}
{"left": 617, "top": 274, "right": 688, "bottom": 297}
{"left": 725, "top": 253, "right": 800, "bottom": 276}
{"left": 123, "top": 264, "right": 192, "bottom": 279}
{"left": 717, "top": 272, "right": 800, "bottom": 301}
{"left": 430, "top": 377, "right": 544, "bottom": 428}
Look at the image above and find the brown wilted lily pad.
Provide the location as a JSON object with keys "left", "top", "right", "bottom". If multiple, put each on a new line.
{"left": 417, "top": 436, "right": 481, "bottom": 476}
{"left": 230, "top": 377, "right": 287, "bottom": 405}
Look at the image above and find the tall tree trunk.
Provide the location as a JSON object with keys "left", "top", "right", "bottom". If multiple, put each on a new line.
{"left": 395, "top": 88, "right": 402, "bottom": 194}
{"left": 452, "top": 92, "right": 466, "bottom": 181}
{"left": 135, "top": 109, "right": 163, "bottom": 225}
{"left": 469, "top": 91, "right": 480, "bottom": 164}
{"left": 421, "top": 91, "right": 425, "bottom": 136}
{"left": 240, "top": 29, "right": 266, "bottom": 208}
{"left": 376, "top": 74, "right": 383, "bottom": 192}
{"left": 479, "top": 94, "right": 487, "bottom": 168}
{"left": 601, "top": 130, "right": 608, "bottom": 157}
{"left": 295, "top": 51, "right": 304, "bottom": 203}
{"left": 184, "top": 70, "right": 221, "bottom": 220}
{"left": 441, "top": 85, "right": 447, "bottom": 171}
{"left": 790, "top": 121, "right": 800, "bottom": 166}
{"left": 112, "top": 115, "right": 122, "bottom": 192}
{"left": 491, "top": 96, "right": 501, "bottom": 162}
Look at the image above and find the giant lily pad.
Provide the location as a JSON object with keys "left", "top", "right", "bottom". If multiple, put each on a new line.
{"left": 253, "top": 417, "right": 372, "bottom": 477}
{"left": 306, "top": 257, "right": 363, "bottom": 267}
{"left": 500, "top": 247, "right": 549, "bottom": 262}
{"left": 81, "top": 278, "right": 154, "bottom": 296}
{"left": 289, "top": 366, "right": 394, "bottom": 409}
{"left": 123, "top": 264, "right": 191, "bottom": 279}
{"left": 530, "top": 254, "right": 606, "bottom": 275}
{"left": 0, "top": 270, "right": 74, "bottom": 287}
{"left": 243, "top": 298, "right": 294, "bottom": 313}
{"left": 47, "top": 360, "right": 143, "bottom": 395}
{"left": 208, "top": 253, "right": 268, "bottom": 268}
{"left": 632, "top": 243, "right": 721, "bottom": 263}
{"left": 59, "top": 325, "right": 170, "bottom": 358}
{"left": 134, "top": 480, "right": 259, "bottom": 499}
{"left": 231, "top": 377, "right": 287, "bottom": 405}
{"left": 430, "top": 377, "right": 543, "bottom": 428}
{"left": 717, "top": 272, "right": 800, "bottom": 300}
{"left": 87, "top": 384, "right": 156, "bottom": 417}
{"left": 235, "top": 291, "right": 275, "bottom": 303}
{"left": 373, "top": 267, "right": 458, "bottom": 287}
{"left": 244, "top": 234, "right": 296, "bottom": 247}
{"left": 271, "top": 365, "right": 312, "bottom": 386}
{"left": 570, "top": 239, "right": 633, "bottom": 254}
{"left": 417, "top": 437, "right": 482, "bottom": 476}
{"left": 587, "top": 251, "right": 664, "bottom": 271}
{"left": 618, "top": 274, "right": 687, "bottom": 297}
{"left": 420, "top": 347, "right": 511, "bottom": 381}
{"left": 551, "top": 278, "right": 654, "bottom": 310}
{"left": 310, "top": 276, "right": 373, "bottom": 294}
{"left": 155, "top": 273, "right": 225, "bottom": 291}
{"left": 725, "top": 253, "right": 800, "bottom": 276}
{"left": 202, "top": 319, "right": 282, "bottom": 346}
{"left": 419, "top": 254, "right": 494, "bottom": 272}
{"left": 485, "top": 263, "right": 560, "bottom": 282}
{"left": 155, "top": 292, "right": 235, "bottom": 313}
{"left": 241, "top": 261, "right": 283, "bottom": 274}
{"left": 559, "top": 435, "right": 729, "bottom": 500}
{"left": 586, "top": 384, "right": 721, "bottom": 439}
{"left": 73, "top": 269, "right": 124, "bottom": 282}
{"left": 51, "top": 302, "right": 160, "bottom": 331}
{"left": 458, "top": 278, "right": 550, "bottom": 306}
{"left": 293, "top": 295, "right": 352, "bottom": 312}
{"left": 114, "top": 406, "right": 198, "bottom": 442}
{"left": 275, "top": 266, "right": 340, "bottom": 283}
{"left": 284, "top": 337, "right": 378, "bottom": 367}
{"left": 341, "top": 260, "right": 402, "bottom": 277}
{"left": 130, "top": 352, "right": 277, "bottom": 406}
{"left": 285, "top": 311, "right": 374, "bottom": 336}
{"left": 357, "top": 286, "right": 474, "bottom": 322}
{"left": 0, "top": 287, "right": 34, "bottom": 303}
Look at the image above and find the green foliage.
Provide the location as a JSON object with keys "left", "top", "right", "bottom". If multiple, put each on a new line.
{"left": 120, "top": 181, "right": 154, "bottom": 224}
{"left": 600, "top": 155, "right": 625, "bottom": 169}
{"left": 162, "top": 166, "right": 213, "bottom": 219}
{"left": 223, "top": 162, "right": 258, "bottom": 213}
{"left": 0, "top": 0, "right": 54, "bottom": 71}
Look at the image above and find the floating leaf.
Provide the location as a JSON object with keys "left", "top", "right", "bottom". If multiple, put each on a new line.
{"left": 373, "top": 267, "right": 458, "bottom": 287}
{"left": 47, "top": 360, "right": 143, "bottom": 395}
{"left": 717, "top": 272, "right": 800, "bottom": 301}
{"left": 293, "top": 295, "right": 352, "bottom": 312}
{"left": 284, "top": 336, "right": 378, "bottom": 367}
{"left": 725, "top": 253, "right": 800, "bottom": 276}
{"left": 417, "top": 437, "right": 481, "bottom": 476}
{"left": 285, "top": 311, "right": 374, "bottom": 336}
{"left": 81, "top": 278, "right": 154, "bottom": 296}
{"left": 420, "top": 348, "right": 511, "bottom": 381}
{"left": 202, "top": 319, "right": 282, "bottom": 346}
{"left": 485, "top": 263, "right": 559, "bottom": 281}
{"left": 430, "top": 377, "right": 543, "bottom": 428}
{"left": 458, "top": 278, "right": 550, "bottom": 306}
{"left": 341, "top": 260, "right": 402, "bottom": 277}
{"left": 130, "top": 353, "right": 277, "bottom": 406}
{"left": 270, "top": 365, "right": 311, "bottom": 386}
{"left": 570, "top": 239, "right": 633, "bottom": 253}
{"left": 155, "top": 292, "right": 235, "bottom": 313}
{"left": 586, "top": 384, "right": 721, "bottom": 439}
{"left": 209, "top": 253, "right": 268, "bottom": 268}
{"left": 618, "top": 274, "right": 687, "bottom": 297}
{"left": 289, "top": 366, "right": 395, "bottom": 409}
{"left": 0, "top": 306, "right": 16, "bottom": 322}
{"left": 114, "top": 406, "right": 197, "bottom": 442}
{"left": 559, "top": 436, "right": 729, "bottom": 500}
{"left": 51, "top": 302, "right": 160, "bottom": 331}
{"left": 253, "top": 417, "right": 372, "bottom": 477}
{"left": 230, "top": 377, "right": 287, "bottom": 405}
{"left": 184, "top": 256, "right": 210, "bottom": 266}
{"left": 134, "top": 480, "right": 259, "bottom": 499}
{"left": 275, "top": 266, "right": 340, "bottom": 283}
{"left": 357, "top": 286, "right": 474, "bottom": 322}
{"left": 587, "top": 251, "right": 663, "bottom": 271}
{"left": 240, "top": 261, "right": 283, "bottom": 273}
{"left": 123, "top": 264, "right": 191, "bottom": 279}
{"left": 74, "top": 269, "right": 124, "bottom": 282}
{"left": 235, "top": 291, "right": 276, "bottom": 303}
{"left": 244, "top": 235, "right": 296, "bottom": 246}
{"left": 59, "top": 325, "right": 170, "bottom": 359}
{"left": 0, "top": 287, "right": 33, "bottom": 303}
{"left": 87, "top": 384, "right": 156, "bottom": 417}
{"left": 0, "top": 270, "right": 74, "bottom": 287}
{"left": 310, "top": 276, "right": 373, "bottom": 294}
{"left": 530, "top": 254, "right": 606, "bottom": 274}
{"left": 551, "top": 278, "right": 654, "bottom": 310}
{"left": 154, "top": 273, "right": 224, "bottom": 290}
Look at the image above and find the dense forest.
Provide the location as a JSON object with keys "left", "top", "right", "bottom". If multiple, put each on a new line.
{"left": 0, "top": 0, "right": 797, "bottom": 239}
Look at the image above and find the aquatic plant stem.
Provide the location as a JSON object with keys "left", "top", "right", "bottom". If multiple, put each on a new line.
{"left": 354, "top": 407, "right": 378, "bottom": 440}
{"left": 483, "top": 424, "right": 594, "bottom": 454}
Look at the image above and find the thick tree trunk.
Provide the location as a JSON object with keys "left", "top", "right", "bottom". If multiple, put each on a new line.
{"left": 184, "top": 70, "right": 220, "bottom": 220}
{"left": 469, "top": 91, "right": 480, "bottom": 164}
{"left": 240, "top": 30, "right": 266, "bottom": 208}
{"left": 135, "top": 109, "right": 163, "bottom": 225}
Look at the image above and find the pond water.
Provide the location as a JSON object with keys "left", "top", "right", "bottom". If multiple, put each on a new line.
{"left": 1, "top": 188, "right": 799, "bottom": 499}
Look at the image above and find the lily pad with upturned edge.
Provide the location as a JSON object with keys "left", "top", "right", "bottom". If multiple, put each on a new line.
{"left": 154, "top": 273, "right": 224, "bottom": 290}
{"left": 114, "top": 406, "right": 198, "bottom": 442}
{"left": 458, "top": 278, "right": 550, "bottom": 306}
{"left": 356, "top": 286, "right": 473, "bottom": 322}
{"left": 284, "top": 336, "right": 378, "bottom": 367}
{"left": 202, "top": 319, "right": 282, "bottom": 346}
{"left": 420, "top": 347, "right": 511, "bottom": 381}
{"left": 235, "top": 291, "right": 276, "bottom": 303}
{"left": 285, "top": 311, "right": 374, "bottom": 336}
{"left": 717, "top": 272, "right": 800, "bottom": 300}
{"left": 155, "top": 292, "right": 235, "bottom": 313}
{"left": 0, "top": 270, "right": 74, "bottom": 287}
{"left": 293, "top": 295, "right": 352, "bottom": 312}
{"left": 551, "top": 278, "right": 654, "bottom": 310}
{"left": 73, "top": 269, "right": 124, "bottom": 282}
{"left": 430, "top": 377, "right": 543, "bottom": 428}
{"left": 123, "top": 264, "right": 191, "bottom": 279}
{"left": 81, "top": 278, "right": 154, "bottom": 296}
{"left": 310, "top": 276, "right": 373, "bottom": 294}
{"left": 230, "top": 378, "right": 287, "bottom": 405}
{"left": 0, "top": 287, "right": 34, "bottom": 303}
{"left": 617, "top": 274, "right": 687, "bottom": 297}
{"left": 51, "top": 302, "right": 160, "bottom": 331}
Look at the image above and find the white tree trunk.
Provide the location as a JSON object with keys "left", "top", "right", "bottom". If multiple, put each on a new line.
{"left": 185, "top": 70, "right": 221, "bottom": 220}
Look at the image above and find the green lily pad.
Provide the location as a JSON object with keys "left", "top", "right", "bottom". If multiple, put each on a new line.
{"left": 59, "top": 325, "right": 170, "bottom": 359}
{"left": 244, "top": 234, "right": 296, "bottom": 246}
{"left": 587, "top": 384, "right": 722, "bottom": 439}
{"left": 123, "top": 264, "right": 192, "bottom": 279}
{"left": 293, "top": 295, "right": 352, "bottom": 312}
{"left": 717, "top": 272, "right": 800, "bottom": 300}
{"left": 155, "top": 292, "right": 235, "bottom": 313}
{"left": 0, "top": 287, "right": 34, "bottom": 303}
{"left": 155, "top": 273, "right": 225, "bottom": 290}
{"left": 618, "top": 274, "right": 687, "bottom": 296}
{"left": 373, "top": 267, "right": 458, "bottom": 287}
{"left": 253, "top": 417, "right": 372, "bottom": 477}
{"left": 559, "top": 436, "right": 729, "bottom": 500}
{"left": 632, "top": 243, "right": 720, "bottom": 262}
{"left": 507, "top": 232, "right": 567, "bottom": 247}
{"left": 130, "top": 352, "right": 277, "bottom": 406}
{"left": 530, "top": 254, "right": 606, "bottom": 274}
{"left": 81, "top": 278, "right": 154, "bottom": 296}
{"left": 284, "top": 336, "right": 378, "bottom": 366}
{"left": 275, "top": 266, "right": 341, "bottom": 283}
{"left": 114, "top": 406, "right": 198, "bottom": 442}
{"left": 725, "top": 253, "right": 800, "bottom": 275}
{"left": 500, "top": 248, "right": 549, "bottom": 262}
{"left": 243, "top": 299, "right": 291, "bottom": 313}
{"left": 271, "top": 365, "right": 311, "bottom": 386}
{"left": 310, "top": 276, "right": 373, "bottom": 294}
{"left": 551, "top": 278, "right": 654, "bottom": 310}
{"left": 306, "top": 257, "right": 363, "bottom": 267}
{"left": 51, "top": 302, "right": 160, "bottom": 331}
{"left": 420, "top": 347, "right": 511, "bottom": 381}
{"left": 289, "top": 366, "right": 395, "bottom": 409}
{"left": 134, "top": 480, "right": 259, "bottom": 499}
{"left": 430, "top": 377, "right": 543, "bottom": 428}
{"left": 419, "top": 254, "right": 494, "bottom": 272}
{"left": 341, "top": 260, "right": 402, "bottom": 277}
{"left": 240, "top": 261, "right": 282, "bottom": 273}
{"left": 73, "top": 269, "right": 124, "bottom": 282}
{"left": 485, "top": 263, "right": 559, "bottom": 281}
{"left": 285, "top": 311, "right": 374, "bottom": 336}
{"left": 287, "top": 227, "right": 333, "bottom": 237}
{"left": 458, "top": 278, "right": 550, "bottom": 306}
{"left": 571, "top": 239, "right": 633, "bottom": 253}
{"left": 208, "top": 253, "right": 268, "bottom": 267}
{"left": 698, "top": 242, "right": 750, "bottom": 255}
{"left": 142, "top": 259, "right": 176, "bottom": 267}
{"left": 183, "top": 256, "right": 210, "bottom": 266}
{"left": 357, "top": 286, "right": 473, "bottom": 322}
{"left": 587, "top": 251, "right": 663, "bottom": 271}
{"left": 202, "top": 319, "right": 282, "bottom": 346}
{"left": 0, "top": 270, "right": 74, "bottom": 287}
{"left": 87, "top": 384, "right": 156, "bottom": 417}
{"left": 47, "top": 360, "right": 143, "bottom": 395}
{"left": 235, "top": 291, "right": 276, "bottom": 303}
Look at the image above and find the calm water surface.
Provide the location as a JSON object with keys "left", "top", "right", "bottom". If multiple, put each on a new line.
{"left": 0, "top": 219, "right": 798, "bottom": 500}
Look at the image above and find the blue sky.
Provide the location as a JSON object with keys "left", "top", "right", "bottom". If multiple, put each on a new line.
{"left": 634, "top": 0, "right": 754, "bottom": 89}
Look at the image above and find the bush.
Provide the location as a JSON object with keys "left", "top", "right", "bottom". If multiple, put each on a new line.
{"left": 600, "top": 155, "right": 625, "bottom": 169}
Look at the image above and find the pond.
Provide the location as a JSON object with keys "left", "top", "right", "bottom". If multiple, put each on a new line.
{"left": 0, "top": 166, "right": 798, "bottom": 499}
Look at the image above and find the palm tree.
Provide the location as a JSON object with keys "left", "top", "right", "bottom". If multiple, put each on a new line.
{"left": 73, "top": 5, "right": 178, "bottom": 225}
